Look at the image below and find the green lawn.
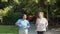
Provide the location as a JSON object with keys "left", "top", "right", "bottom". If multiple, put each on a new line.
{"left": 0, "top": 25, "right": 18, "bottom": 34}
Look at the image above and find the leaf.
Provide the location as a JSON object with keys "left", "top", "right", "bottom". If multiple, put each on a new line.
{"left": 1, "top": 0, "right": 8, "bottom": 2}
{"left": 34, "top": 0, "right": 38, "bottom": 3}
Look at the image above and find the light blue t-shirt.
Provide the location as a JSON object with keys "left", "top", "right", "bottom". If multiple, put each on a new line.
{"left": 16, "top": 19, "right": 30, "bottom": 30}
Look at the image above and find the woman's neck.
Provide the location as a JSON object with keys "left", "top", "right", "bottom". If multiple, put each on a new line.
{"left": 40, "top": 17, "right": 44, "bottom": 19}
{"left": 22, "top": 18, "right": 26, "bottom": 20}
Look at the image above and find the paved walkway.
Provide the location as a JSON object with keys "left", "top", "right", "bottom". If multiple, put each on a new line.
{"left": 28, "top": 24, "right": 60, "bottom": 34}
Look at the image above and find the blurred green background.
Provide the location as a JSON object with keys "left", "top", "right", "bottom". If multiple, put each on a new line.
{"left": 0, "top": 0, "right": 60, "bottom": 34}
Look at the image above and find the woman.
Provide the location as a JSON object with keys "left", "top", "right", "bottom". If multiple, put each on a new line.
{"left": 36, "top": 12, "right": 48, "bottom": 34}
{"left": 15, "top": 14, "right": 30, "bottom": 34}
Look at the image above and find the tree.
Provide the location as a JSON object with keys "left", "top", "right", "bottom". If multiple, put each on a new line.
{"left": 0, "top": 0, "right": 60, "bottom": 26}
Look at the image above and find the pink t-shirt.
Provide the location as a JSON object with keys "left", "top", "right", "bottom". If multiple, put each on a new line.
{"left": 36, "top": 18, "right": 47, "bottom": 31}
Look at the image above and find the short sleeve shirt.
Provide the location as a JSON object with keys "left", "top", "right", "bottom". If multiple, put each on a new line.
{"left": 16, "top": 19, "right": 30, "bottom": 30}
{"left": 36, "top": 18, "right": 47, "bottom": 31}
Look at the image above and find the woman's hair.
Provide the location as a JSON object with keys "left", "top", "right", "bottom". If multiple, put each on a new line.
{"left": 39, "top": 12, "right": 44, "bottom": 15}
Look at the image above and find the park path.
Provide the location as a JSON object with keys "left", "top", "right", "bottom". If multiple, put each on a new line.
{"left": 28, "top": 24, "right": 60, "bottom": 34}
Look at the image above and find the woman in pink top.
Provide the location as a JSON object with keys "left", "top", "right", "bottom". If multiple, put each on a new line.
{"left": 36, "top": 12, "right": 48, "bottom": 34}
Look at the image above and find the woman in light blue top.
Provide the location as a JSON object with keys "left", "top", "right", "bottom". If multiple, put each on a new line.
{"left": 15, "top": 14, "right": 30, "bottom": 34}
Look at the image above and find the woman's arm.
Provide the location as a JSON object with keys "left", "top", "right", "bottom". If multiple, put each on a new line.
{"left": 45, "top": 19, "right": 48, "bottom": 27}
{"left": 27, "top": 20, "right": 30, "bottom": 28}
{"left": 35, "top": 19, "right": 39, "bottom": 27}
{"left": 15, "top": 19, "right": 22, "bottom": 27}
{"left": 16, "top": 24, "right": 21, "bottom": 26}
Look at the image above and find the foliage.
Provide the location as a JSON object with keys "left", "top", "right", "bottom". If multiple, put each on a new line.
{"left": 0, "top": 0, "right": 60, "bottom": 26}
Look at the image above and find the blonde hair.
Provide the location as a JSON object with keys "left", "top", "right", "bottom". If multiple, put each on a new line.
{"left": 39, "top": 12, "right": 44, "bottom": 15}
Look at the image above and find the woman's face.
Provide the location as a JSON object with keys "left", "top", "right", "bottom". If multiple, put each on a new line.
{"left": 23, "top": 15, "right": 27, "bottom": 19}
{"left": 39, "top": 12, "right": 44, "bottom": 18}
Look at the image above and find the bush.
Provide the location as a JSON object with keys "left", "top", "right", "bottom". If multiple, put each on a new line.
{"left": 3, "top": 11, "right": 21, "bottom": 25}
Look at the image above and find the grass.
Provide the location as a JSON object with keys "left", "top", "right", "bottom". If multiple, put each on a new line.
{"left": 0, "top": 25, "right": 18, "bottom": 34}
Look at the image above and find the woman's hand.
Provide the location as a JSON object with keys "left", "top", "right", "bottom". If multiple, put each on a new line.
{"left": 27, "top": 26, "right": 30, "bottom": 28}
{"left": 19, "top": 25, "right": 22, "bottom": 26}
{"left": 16, "top": 24, "right": 22, "bottom": 27}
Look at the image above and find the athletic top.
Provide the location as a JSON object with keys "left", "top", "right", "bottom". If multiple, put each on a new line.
{"left": 16, "top": 19, "right": 30, "bottom": 30}
{"left": 36, "top": 18, "right": 47, "bottom": 31}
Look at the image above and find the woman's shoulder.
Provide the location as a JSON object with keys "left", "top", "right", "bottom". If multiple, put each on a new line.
{"left": 43, "top": 18, "right": 47, "bottom": 19}
{"left": 25, "top": 20, "right": 29, "bottom": 22}
{"left": 36, "top": 18, "right": 40, "bottom": 20}
{"left": 37, "top": 18, "right": 40, "bottom": 19}
{"left": 36, "top": 18, "right": 47, "bottom": 20}
{"left": 43, "top": 18, "right": 48, "bottom": 21}
{"left": 17, "top": 19, "right": 22, "bottom": 21}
